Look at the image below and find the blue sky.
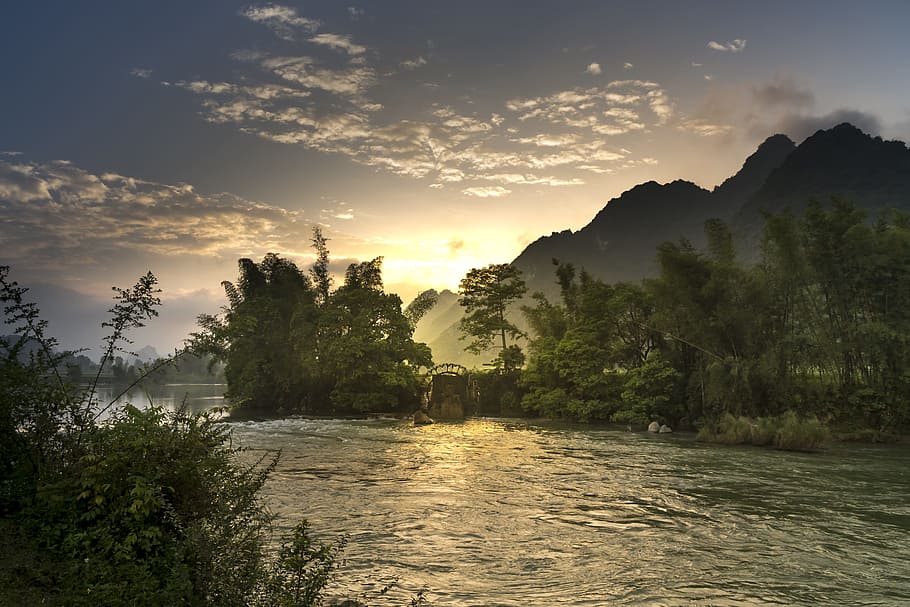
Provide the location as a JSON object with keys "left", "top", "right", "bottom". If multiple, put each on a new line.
{"left": 2, "top": 1, "right": 909, "bottom": 353}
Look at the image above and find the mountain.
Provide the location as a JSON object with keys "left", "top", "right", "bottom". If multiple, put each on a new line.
{"left": 415, "top": 123, "right": 910, "bottom": 367}
{"left": 412, "top": 289, "right": 492, "bottom": 368}
{"left": 735, "top": 123, "right": 910, "bottom": 237}
{"left": 133, "top": 345, "right": 160, "bottom": 364}
{"left": 513, "top": 132, "right": 795, "bottom": 295}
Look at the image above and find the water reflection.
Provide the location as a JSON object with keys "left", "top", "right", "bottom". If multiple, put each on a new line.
{"left": 229, "top": 418, "right": 910, "bottom": 606}
{"left": 92, "top": 383, "right": 226, "bottom": 415}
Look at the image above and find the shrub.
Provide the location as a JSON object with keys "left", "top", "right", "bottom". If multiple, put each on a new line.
{"left": 30, "top": 405, "right": 276, "bottom": 606}
{"left": 774, "top": 410, "right": 829, "bottom": 451}
{"left": 697, "top": 410, "right": 829, "bottom": 451}
{"left": 1, "top": 267, "right": 343, "bottom": 606}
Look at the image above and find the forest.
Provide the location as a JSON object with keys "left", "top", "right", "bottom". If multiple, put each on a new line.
{"left": 514, "top": 199, "right": 910, "bottom": 442}
{"left": 192, "top": 198, "right": 910, "bottom": 444}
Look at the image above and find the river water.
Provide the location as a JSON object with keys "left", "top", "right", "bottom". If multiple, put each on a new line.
{"left": 225, "top": 417, "right": 910, "bottom": 606}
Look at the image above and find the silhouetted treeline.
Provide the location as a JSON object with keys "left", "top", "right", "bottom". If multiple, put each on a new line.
{"left": 193, "top": 228, "right": 432, "bottom": 415}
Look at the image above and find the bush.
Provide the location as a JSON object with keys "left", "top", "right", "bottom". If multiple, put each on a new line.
{"left": 774, "top": 410, "right": 829, "bottom": 451}
{"left": 697, "top": 410, "right": 829, "bottom": 451}
{"left": 1, "top": 267, "right": 343, "bottom": 606}
{"left": 30, "top": 405, "right": 275, "bottom": 606}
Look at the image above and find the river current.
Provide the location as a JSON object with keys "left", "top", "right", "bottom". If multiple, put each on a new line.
{"left": 228, "top": 417, "right": 910, "bottom": 606}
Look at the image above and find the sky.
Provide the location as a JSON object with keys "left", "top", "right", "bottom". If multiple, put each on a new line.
{"left": 2, "top": 1, "right": 910, "bottom": 355}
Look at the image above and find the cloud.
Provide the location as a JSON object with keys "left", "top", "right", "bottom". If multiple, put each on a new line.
{"left": 462, "top": 186, "right": 511, "bottom": 198}
{"left": 752, "top": 76, "right": 815, "bottom": 109}
{"left": 130, "top": 67, "right": 152, "bottom": 79}
{"left": 707, "top": 39, "right": 746, "bottom": 53}
{"left": 585, "top": 62, "right": 602, "bottom": 75}
{"left": 259, "top": 55, "right": 377, "bottom": 96}
{"left": 0, "top": 156, "right": 320, "bottom": 270}
{"left": 320, "top": 199, "right": 356, "bottom": 221}
{"left": 774, "top": 109, "right": 882, "bottom": 141}
{"left": 242, "top": 4, "right": 320, "bottom": 40}
{"left": 622, "top": 62, "right": 634, "bottom": 70}
{"left": 505, "top": 80, "right": 667, "bottom": 135}
{"left": 484, "top": 173, "right": 584, "bottom": 187}
{"left": 347, "top": 6, "right": 364, "bottom": 20}
{"left": 676, "top": 118, "right": 734, "bottom": 137}
{"left": 165, "top": 21, "right": 668, "bottom": 193}
{"left": 308, "top": 33, "right": 367, "bottom": 56}
{"left": 400, "top": 56, "right": 427, "bottom": 70}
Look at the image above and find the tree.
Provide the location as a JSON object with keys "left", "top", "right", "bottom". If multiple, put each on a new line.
{"left": 458, "top": 264, "right": 527, "bottom": 371}
{"left": 192, "top": 236, "right": 432, "bottom": 415}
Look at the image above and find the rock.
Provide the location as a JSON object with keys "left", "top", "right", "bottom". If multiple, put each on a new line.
{"left": 647, "top": 421, "right": 660, "bottom": 433}
{"left": 659, "top": 424, "right": 673, "bottom": 433}
{"left": 413, "top": 410, "right": 434, "bottom": 425}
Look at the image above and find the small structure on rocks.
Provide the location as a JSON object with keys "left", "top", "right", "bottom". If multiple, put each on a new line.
{"left": 424, "top": 363, "right": 472, "bottom": 420}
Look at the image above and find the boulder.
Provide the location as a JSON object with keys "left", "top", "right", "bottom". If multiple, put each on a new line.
{"left": 413, "top": 410, "right": 434, "bottom": 425}
{"left": 647, "top": 421, "right": 660, "bottom": 433}
{"left": 659, "top": 424, "right": 673, "bottom": 433}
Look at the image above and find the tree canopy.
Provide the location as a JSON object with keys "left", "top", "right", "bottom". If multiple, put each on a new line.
{"left": 193, "top": 228, "right": 432, "bottom": 415}
{"left": 457, "top": 263, "right": 527, "bottom": 371}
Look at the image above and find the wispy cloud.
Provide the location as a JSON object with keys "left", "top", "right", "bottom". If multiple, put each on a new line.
{"left": 0, "top": 157, "right": 320, "bottom": 270}
{"left": 130, "top": 67, "right": 152, "bottom": 79}
{"left": 347, "top": 6, "right": 364, "bottom": 20}
{"left": 309, "top": 33, "right": 367, "bottom": 56}
{"left": 167, "top": 11, "right": 671, "bottom": 192}
{"left": 242, "top": 4, "right": 320, "bottom": 40}
{"left": 462, "top": 186, "right": 511, "bottom": 198}
{"left": 707, "top": 39, "right": 746, "bottom": 53}
{"left": 622, "top": 62, "right": 634, "bottom": 70}
{"left": 401, "top": 56, "right": 428, "bottom": 70}
{"left": 676, "top": 118, "right": 734, "bottom": 137}
{"left": 506, "top": 80, "right": 668, "bottom": 134}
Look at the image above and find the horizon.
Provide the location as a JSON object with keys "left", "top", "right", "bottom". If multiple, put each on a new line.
{"left": 3, "top": 1, "right": 910, "bottom": 355}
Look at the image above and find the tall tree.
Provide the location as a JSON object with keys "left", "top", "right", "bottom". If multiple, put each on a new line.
{"left": 458, "top": 263, "right": 527, "bottom": 371}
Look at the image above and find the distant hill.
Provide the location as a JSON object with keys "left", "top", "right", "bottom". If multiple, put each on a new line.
{"left": 412, "top": 289, "right": 494, "bottom": 368}
{"left": 415, "top": 123, "right": 910, "bottom": 367}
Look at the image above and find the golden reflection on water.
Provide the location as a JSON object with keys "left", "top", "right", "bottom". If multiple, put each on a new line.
{"left": 231, "top": 417, "right": 910, "bottom": 606}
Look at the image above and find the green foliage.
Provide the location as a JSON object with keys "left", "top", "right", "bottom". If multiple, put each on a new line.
{"left": 192, "top": 230, "right": 431, "bottom": 416}
{"left": 517, "top": 202, "right": 910, "bottom": 435}
{"left": 697, "top": 411, "right": 829, "bottom": 451}
{"left": 264, "top": 520, "right": 343, "bottom": 607}
{"left": 472, "top": 370, "right": 524, "bottom": 416}
{"left": 458, "top": 264, "right": 527, "bottom": 371}
{"left": 615, "top": 354, "right": 680, "bottom": 425}
{"left": 33, "top": 406, "right": 275, "bottom": 606}
{"left": 774, "top": 410, "right": 829, "bottom": 451}
{"left": 1, "top": 267, "right": 344, "bottom": 606}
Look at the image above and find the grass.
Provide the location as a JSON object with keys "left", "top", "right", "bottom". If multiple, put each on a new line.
{"left": 697, "top": 410, "right": 830, "bottom": 452}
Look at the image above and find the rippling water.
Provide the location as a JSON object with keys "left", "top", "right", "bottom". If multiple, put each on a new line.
{"left": 229, "top": 418, "right": 909, "bottom": 606}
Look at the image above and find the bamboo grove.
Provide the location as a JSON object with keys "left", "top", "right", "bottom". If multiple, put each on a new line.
{"left": 518, "top": 199, "right": 910, "bottom": 434}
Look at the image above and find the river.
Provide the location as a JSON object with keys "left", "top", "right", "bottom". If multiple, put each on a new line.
{"left": 224, "top": 416, "right": 910, "bottom": 606}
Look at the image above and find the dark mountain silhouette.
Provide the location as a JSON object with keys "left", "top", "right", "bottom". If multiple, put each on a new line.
{"left": 513, "top": 132, "right": 795, "bottom": 295}
{"left": 415, "top": 123, "right": 910, "bottom": 367}
{"left": 735, "top": 123, "right": 910, "bottom": 238}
